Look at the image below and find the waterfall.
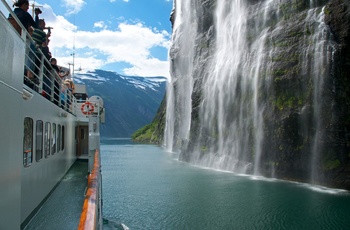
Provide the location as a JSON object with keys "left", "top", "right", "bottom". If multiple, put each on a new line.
{"left": 166, "top": 0, "right": 336, "bottom": 184}
{"left": 164, "top": 79, "right": 175, "bottom": 152}
{"left": 195, "top": 0, "right": 279, "bottom": 174}
{"left": 202, "top": 0, "right": 250, "bottom": 172}
{"left": 164, "top": 0, "right": 197, "bottom": 152}
{"left": 305, "top": 7, "right": 335, "bottom": 183}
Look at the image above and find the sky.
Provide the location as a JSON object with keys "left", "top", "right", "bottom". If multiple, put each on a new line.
{"left": 5, "top": 0, "right": 173, "bottom": 78}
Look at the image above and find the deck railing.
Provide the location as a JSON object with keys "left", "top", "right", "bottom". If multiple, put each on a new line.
{"left": 78, "top": 149, "right": 102, "bottom": 230}
{"left": 1, "top": 0, "right": 76, "bottom": 115}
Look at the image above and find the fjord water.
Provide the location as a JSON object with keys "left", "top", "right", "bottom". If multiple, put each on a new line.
{"left": 101, "top": 140, "right": 350, "bottom": 230}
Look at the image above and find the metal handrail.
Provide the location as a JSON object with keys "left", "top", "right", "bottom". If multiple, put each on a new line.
{"left": 0, "top": 0, "right": 26, "bottom": 40}
{"left": 1, "top": 0, "right": 76, "bottom": 115}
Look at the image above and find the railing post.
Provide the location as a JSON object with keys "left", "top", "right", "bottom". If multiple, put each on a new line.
{"left": 50, "top": 71, "right": 55, "bottom": 102}
{"left": 37, "top": 54, "right": 44, "bottom": 94}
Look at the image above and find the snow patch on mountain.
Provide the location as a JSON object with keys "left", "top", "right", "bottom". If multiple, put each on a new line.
{"left": 74, "top": 70, "right": 167, "bottom": 91}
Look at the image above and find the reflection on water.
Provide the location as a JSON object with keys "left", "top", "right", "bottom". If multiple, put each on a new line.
{"left": 101, "top": 140, "right": 350, "bottom": 230}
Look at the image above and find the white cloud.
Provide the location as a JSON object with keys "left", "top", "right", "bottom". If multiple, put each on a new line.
{"left": 109, "top": 0, "right": 129, "bottom": 2}
{"left": 41, "top": 5, "right": 170, "bottom": 78}
{"left": 94, "top": 21, "right": 107, "bottom": 29}
{"left": 62, "top": 0, "right": 85, "bottom": 15}
{"left": 123, "top": 58, "right": 170, "bottom": 77}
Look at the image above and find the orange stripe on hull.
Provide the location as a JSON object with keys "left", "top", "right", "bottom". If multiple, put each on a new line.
{"left": 78, "top": 150, "right": 100, "bottom": 230}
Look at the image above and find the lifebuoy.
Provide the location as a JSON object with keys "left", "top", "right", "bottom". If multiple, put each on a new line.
{"left": 81, "top": 102, "right": 94, "bottom": 115}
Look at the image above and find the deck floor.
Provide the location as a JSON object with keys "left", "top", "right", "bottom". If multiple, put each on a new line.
{"left": 24, "top": 160, "right": 88, "bottom": 230}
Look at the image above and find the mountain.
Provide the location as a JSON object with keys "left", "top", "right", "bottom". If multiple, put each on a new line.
{"left": 73, "top": 69, "right": 166, "bottom": 138}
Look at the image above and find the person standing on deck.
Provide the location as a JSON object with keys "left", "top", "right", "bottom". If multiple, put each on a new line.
{"left": 9, "top": 0, "right": 42, "bottom": 90}
{"left": 9, "top": 0, "right": 40, "bottom": 32}
{"left": 32, "top": 19, "right": 50, "bottom": 84}
{"left": 32, "top": 19, "right": 50, "bottom": 49}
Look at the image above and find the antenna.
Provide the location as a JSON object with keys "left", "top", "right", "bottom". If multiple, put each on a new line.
{"left": 70, "top": 52, "right": 75, "bottom": 79}
{"left": 71, "top": 14, "right": 76, "bottom": 79}
{"left": 68, "top": 62, "right": 74, "bottom": 73}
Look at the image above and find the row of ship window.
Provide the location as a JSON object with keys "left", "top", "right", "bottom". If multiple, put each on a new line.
{"left": 23, "top": 117, "right": 65, "bottom": 167}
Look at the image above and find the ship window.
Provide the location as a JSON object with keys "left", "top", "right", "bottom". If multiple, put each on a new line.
{"left": 36, "top": 120, "right": 43, "bottom": 162}
{"left": 62, "top": 125, "right": 65, "bottom": 151}
{"left": 57, "top": 124, "right": 61, "bottom": 152}
{"left": 52, "top": 123, "right": 56, "bottom": 154}
{"left": 44, "top": 122, "right": 51, "bottom": 158}
{"left": 74, "top": 93, "right": 87, "bottom": 102}
{"left": 23, "top": 117, "right": 33, "bottom": 167}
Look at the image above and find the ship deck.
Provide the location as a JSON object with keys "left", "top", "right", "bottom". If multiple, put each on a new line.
{"left": 23, "top": 160, "right": 88, "bottom": 230}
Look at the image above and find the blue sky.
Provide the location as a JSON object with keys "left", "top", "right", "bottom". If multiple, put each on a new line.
{"left": 5, "top": 0, "right": 173, "bottom": 78}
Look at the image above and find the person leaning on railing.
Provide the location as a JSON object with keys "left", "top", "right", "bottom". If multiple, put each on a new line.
{"left": 31, "top": 18, "right": 51, "bottom": 94}
{"left": 50, "top": 58, "right": 61, "bottom": 106}
{"left": 64, "top": 79, "right": 75, "bottom": 94}
{"left": 60, "top": 81, "right": 73, "bottom": 111}
{"left": 41, "top": 38, "right": 53, "bottom": 100}
{"left": 25, "top": 26, "right": 36, "bottom": 85}
{"left": 8, "top": 0, "right": 41, "bottom": 91}
{"left": 8, "top": 0, "right": 40, "bottom": 34}
{"left": 64, "top": 79, "right": 75, "bottom": 112}
{"left": 50, "top": 58, "right": 70, "bottom": 80}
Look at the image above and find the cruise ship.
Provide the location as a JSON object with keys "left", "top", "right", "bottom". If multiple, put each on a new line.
{"left": 0, "top": 0, "right": 104, "bottom": 229}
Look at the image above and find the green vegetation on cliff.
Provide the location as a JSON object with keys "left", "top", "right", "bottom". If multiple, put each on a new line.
{"left": 132, "top": 97, "right": 166, "bottom": 144}
{"left": 132, "top": 122, "right": 159, "bottom": 143}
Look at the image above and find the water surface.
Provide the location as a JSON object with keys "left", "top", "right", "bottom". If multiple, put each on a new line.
{"left": 101, "top": 139, "right": 350, "bottom": 230}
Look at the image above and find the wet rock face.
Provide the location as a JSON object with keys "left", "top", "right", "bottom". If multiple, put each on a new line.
{"left": 267, "top": 0, "right": 350, "bottom": 189}
{"left": 323, "top": 0, "right": 350, "bottom": 189}
{"left": 325, "top": 0, "right": 350, "bottom": 45}
{"left": 160, "top": 0, "right": 350, "bottom": 189}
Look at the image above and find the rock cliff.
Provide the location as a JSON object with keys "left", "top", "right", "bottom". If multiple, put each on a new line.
{"left": 156, "top": 0, "right": 350, "bottom": 189}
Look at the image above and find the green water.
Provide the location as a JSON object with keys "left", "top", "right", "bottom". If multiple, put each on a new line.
{"left": 101, "top": 139, "right": 350, "bottom": 230}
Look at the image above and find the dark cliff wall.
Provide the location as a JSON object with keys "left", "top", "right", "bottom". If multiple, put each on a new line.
{"left": 323, "top": 0, "right": 350, "bottom": 187}
{"left": 154, "top": 0, "right": 350, "bottom": 189}
{"left": 248, "top": 0, "right": 350, "bottom": 188}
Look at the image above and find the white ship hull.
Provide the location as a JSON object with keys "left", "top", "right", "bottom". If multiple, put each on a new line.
{"left": 0, "top": 1, "right": 104, "bottom": 229}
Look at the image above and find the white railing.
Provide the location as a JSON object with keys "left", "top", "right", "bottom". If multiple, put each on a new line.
{"left": 1, "top": 0, "right": 76, "bottom": 115}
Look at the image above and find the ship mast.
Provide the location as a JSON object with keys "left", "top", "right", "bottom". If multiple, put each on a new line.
{"left": 69, "top": 15, "right": 76, "bottom": 79}
{"left": 70, "top": 51, "right": 75, "bottom": 79}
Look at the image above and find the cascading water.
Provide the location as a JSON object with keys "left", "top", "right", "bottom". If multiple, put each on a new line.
{"left": 304, "top": 8, "right": 335, "bottom": 183}
{"left": 166, "top": 0, "right": 338, "bottom": 186}
{"left": 194, "top": 0, "right": 274, "bottom": 174}
{"left": 164, "top": 0, "right": 177, "bottom": 152}
{"left": 164, "top": 0, "right": 196, "bottom": 152}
